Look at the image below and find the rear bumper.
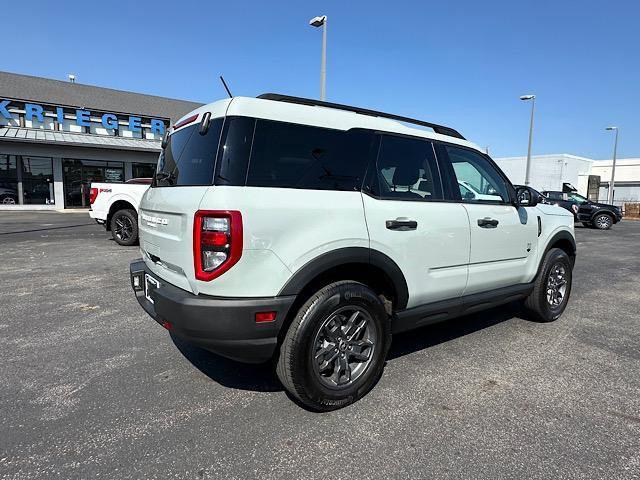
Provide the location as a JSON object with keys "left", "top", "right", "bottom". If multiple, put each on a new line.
{"left": 129, "top": 259, "right": 295, "bottom": 363}
{"left": 89, "top": 209, "right": 107, "bottom": 225}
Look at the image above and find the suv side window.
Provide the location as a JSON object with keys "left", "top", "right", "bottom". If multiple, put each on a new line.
{"left": 245, "top": 119, "right": 371, "bottom": 191}
{"left": 545, "top": 192, "right": 561, "bottom": 200}
{"left": 443, "top": 145, "right": 510, "bottom": 203}
{"left": 371, "top": 134, "right": 443, "bottom": 201}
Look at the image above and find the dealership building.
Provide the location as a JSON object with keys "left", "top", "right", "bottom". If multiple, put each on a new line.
{"left": 0, "top": 71, "right": 201, "bottom": 209}
{"left": 1, "top": 70, "right": 639, "bottom": 210}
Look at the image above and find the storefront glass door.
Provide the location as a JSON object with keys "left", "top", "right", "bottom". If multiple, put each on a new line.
{"left": 62, "top": 159, "right": 124, "bottom": 208}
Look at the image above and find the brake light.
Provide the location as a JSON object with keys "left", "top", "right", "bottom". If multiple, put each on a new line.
{"left": 89, "top": 187, "right": 98, "bottom": 204}
{"left": 193, "top": 210, "right": 242, "bottom": 281}
{"left": 173, "top": 114, "right": 198, "bottom": 130}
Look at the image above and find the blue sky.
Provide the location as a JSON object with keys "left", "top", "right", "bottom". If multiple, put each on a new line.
{"left": 3, "top": 0, "right": 638, "bottom": 159}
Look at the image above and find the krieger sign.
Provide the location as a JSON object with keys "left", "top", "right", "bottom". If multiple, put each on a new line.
{"left": 0, "top": 99, "right": 166, "bottom": 135}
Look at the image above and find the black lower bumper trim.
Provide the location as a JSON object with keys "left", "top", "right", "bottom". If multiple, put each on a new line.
{"left": 130, "top": 259, "right": 295, "bottom": 363}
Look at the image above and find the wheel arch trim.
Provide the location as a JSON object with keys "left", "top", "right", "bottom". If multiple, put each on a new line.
{"left": 538, "top": 229, "right": 576, "bottom": 274}
{"left": 278, "top": 247, "right": 410, "bottom": 309}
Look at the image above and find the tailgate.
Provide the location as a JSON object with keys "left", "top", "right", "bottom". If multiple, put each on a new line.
{"left": 139, "top": 186, "right": 211, "bottom": 294}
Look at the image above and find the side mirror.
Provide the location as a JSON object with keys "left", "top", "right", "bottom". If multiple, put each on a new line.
{"left": 161, "top": 130, "right": 169, "bottom": 149}
{"left": 515, "top": 186, "right": 539, "bottom": 207}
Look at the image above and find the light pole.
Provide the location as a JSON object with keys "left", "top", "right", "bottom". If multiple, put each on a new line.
{"left": 605, "top": 126, "right": 619, "bottom": 204}
{"left": 520, "top": 94, "right": 536, "bottom": 186}
{"left": 309, "top": 15, "right": 327, "bottom": 101}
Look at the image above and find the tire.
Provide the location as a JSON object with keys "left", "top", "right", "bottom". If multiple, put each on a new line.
{"left": 277, "top": 281, "right": 391, "bottom": 411}
{"left": 110, "top": 209, "right": 138, "bottom": 246}
{"left": 523, "top": 248, "right": 572, "bottom": 322}
{"left": 1, "top": 194, "right": 17, "bottom": 205}
{"left": 593, "top": 213, "right": 613, "bottom": 230}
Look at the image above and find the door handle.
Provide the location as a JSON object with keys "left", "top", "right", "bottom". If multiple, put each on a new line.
{"left": 477, "top": 217, "right": 499, "bottom": 228}
{"left": 386, "top": 218, "right": 418, "bottom": 231}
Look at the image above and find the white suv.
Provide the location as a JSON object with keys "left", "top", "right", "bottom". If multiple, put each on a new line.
{"left": 130, "top": 94, "right": 576, "bottom": 411}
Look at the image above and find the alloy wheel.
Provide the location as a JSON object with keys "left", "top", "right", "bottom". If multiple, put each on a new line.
{"left": 546, "top": 263, "right": 567, "bottom": 307}
{"left": 312, "top": 306, "right": 377, "bottom": 389}
{"left": 595, "top": 214, "right": 612, "bottom": 229}
{"left": 114, "top": 215, "right": 133, "bottom": 241}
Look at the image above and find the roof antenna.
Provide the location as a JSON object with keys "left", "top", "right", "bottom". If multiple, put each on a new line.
{"left": 219, "top": 76, "right": 233, "bottom": 98}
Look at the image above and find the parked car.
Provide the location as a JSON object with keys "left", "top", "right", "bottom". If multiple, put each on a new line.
{"left": 542, "top": 190, "right": 622, "bottom": 230}
{"left": 89, "top": 179, "right": 151, "bottom": 245}
{"left": 129, "top": 94, "right": 576, "bottom": 411}
{"left": 0, "top": 184, "right": 19, "bottom": 204}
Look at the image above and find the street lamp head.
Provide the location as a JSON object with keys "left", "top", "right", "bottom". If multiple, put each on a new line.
{"left": 605, "top": 126, "right": 618, "bottom": 131}
{"left": 519, "top": 94, "right": 535, "bottom": 101}
{"left": 309, "top": 15, "right": 326, "bottom": 27}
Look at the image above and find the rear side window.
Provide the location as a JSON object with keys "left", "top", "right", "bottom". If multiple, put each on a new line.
{"left": 244, "top": 120, "right": 371, "bottom": 191}
{"left": 371, "top": 134, "right": 443, "bottom": 201}
{"left": 154, "top": 119, "right": 223, "bottom": 187}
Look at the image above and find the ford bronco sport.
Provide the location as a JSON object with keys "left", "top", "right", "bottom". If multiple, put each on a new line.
{"left": 130, "top": 94, "right": 576, "bottom": 411}
{"left": 542, "top": 190, "right": 622, "bottom": 230}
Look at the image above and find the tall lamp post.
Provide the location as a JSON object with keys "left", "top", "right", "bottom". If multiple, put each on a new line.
{"left": 309, "top": 15, "right": 327, "bottom": 101}
{"left": 520, "top": 94, "right": 536, "bottom": 186}
{"left": 605, "top": 126, "right": 619, "bottom": 204}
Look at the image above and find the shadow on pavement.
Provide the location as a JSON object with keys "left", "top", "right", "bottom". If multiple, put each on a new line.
{"left": 170, "top": 333, "right": 283, "bottom": 392}
{"left": 388, "top": 303, "right": 522, "bottom": 360}
{"left": 171, "top": 303, "right": 524, "bottom": 392}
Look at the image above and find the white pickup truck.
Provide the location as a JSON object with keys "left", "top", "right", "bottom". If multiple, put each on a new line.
{"left": 89, "top": 178, "right": 151, "bottom": 246}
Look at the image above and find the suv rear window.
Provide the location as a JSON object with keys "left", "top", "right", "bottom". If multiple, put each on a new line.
{"left": 154, "top": 119, "right": 223, "bottom": 187}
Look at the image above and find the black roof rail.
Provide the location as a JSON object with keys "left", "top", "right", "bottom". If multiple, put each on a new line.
{"left": 257, "top": 93, "right": 465, "bottom": 140}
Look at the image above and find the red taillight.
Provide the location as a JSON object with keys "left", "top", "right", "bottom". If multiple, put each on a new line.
{"left": 201, "top": 231, "right": 229, "bottom": 247}
{"left": 89, "top": 187, "right": 98, "bottom": 204}
{"left": 193, "top": 210, "right": 242, "bottom": 281}
{"left": 173, "top": 114, "right": 198, "bottom": 130}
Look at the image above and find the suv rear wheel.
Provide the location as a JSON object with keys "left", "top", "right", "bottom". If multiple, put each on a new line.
{"left": 277, "top": 281, "right": 391, "bottom": 411}
{"left": 593, "top": 213, "right": 613, "bottom": 230}
{"left": 523, "top": 248, "right": 572, "bottom": 322}
{"left": 110, "top": 209, "right": 138, "bottom": 246}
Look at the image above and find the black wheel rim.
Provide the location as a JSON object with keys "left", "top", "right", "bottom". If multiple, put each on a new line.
{"left": 312, "top": 306, "right": 377, "bottom": 389}
{"left": 114, "top": 215, "right": 133, "bottom": 241}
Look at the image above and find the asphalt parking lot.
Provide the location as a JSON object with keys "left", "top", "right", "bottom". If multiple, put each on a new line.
{"left": 1, "top": 212, "right": 639, "bottom": 479}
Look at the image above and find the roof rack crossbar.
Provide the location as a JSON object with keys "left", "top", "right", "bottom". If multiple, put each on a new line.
{"left": 257, "top": 93, "right": 465, "bottom": 140}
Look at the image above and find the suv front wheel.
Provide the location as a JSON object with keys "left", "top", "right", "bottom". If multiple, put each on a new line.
{"left": 593, "top": 213, "right": 613, "bottom": 230}
{"left": 523, "top": 248, "right": 573, "bottom": 322}
{"left": 277, "top": 281, "right": 391, "bottom": 411}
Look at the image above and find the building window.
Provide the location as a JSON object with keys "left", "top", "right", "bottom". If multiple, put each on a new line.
{"left": 132, "top": 162, "right": 157, "bottom": 179}
{"left": 0, "top": 155, "right": 19, "bottom": 205}
{"left": 62, "top": 159, "right": 124, "bottom": 208}
{"left": 21, "top": 156, "right": 54, "bottom": 205}
{"left": 0, "top": 155, "right": 54, "bottom": 205}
